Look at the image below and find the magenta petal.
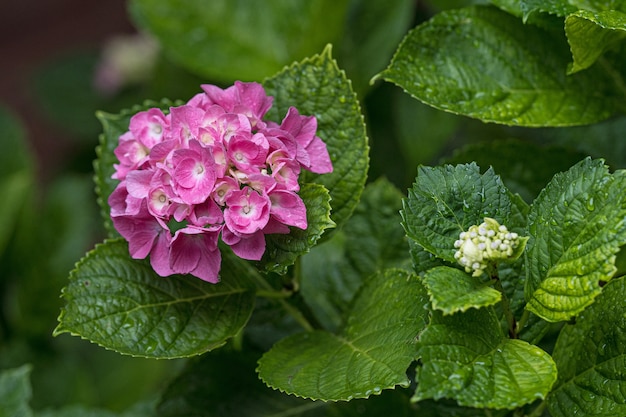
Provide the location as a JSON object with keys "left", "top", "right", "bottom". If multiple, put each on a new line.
{"left": 191, "top": 244, "right": 221, "bottom": 283}
{"left": 112, "top": 209, "right": 168, "bottom": 259}
{"left": 269, "top": 190, "right": 307, "bottom": 229}
{"left": 126, "top": 169, "right": 154, "bottom": 198}
{"left": 228, "top": 230, "right": 266, "bottom": 260}
{"left": 304, "top": 136, "right": 333, "bottom": 174}
{"left": 234, "top": 81, "right": 273, "bottom": 118}
{"left": 169, "top": 230, "right": 203, "bottom": 274}
{"left": 150, "top": 231, "right": 175, "bottom": 277}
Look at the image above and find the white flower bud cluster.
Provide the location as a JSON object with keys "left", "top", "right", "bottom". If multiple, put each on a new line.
{"left": 453, "top": 217, "right": 521, "bottom": 277}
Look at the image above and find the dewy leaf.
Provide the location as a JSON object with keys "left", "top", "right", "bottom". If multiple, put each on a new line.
{"left": 94, "top": 99, "right": 177, "bottom": 235}
{"left": 129, "top": 0, "right": 350, "bottom": 82}
{"left": 414, "top": 306, "right": 557, "bottom": 409}
{"left": 300, "top": 178, "right": 411, "bottom": 331}
{"left": 259, "top": 183, "right": 334, "bottom": 274}
{"left": 0, "top": 365, "right": 33, "bottom": 417}
{"left": 525, "top": 158, "right": 626, "bottom": 322}
{"left": 257, "top": 269, "right": 429, "bottom": 401}
{"left": 402, "top": 163, "right": 512, "bottom": 263}
{"left": 566, "top": 9, "right": 626, "bottom": 74}
{"left": 375, "top": 5, "right": 619, "bottom": 126}
{"left": 264, "top": 45, "right": 369, "bottom": 233}
{"left": 519, "top": 0, "right": 577, "bottom": 19}
{"left": 547, "top": 276, "right": 626, "bottom": 417}
{"left": 54, "top": 239, "right": 256, "bottom": 358}
{"left": 422, "top": 266, "right": 501, "bottom": 315}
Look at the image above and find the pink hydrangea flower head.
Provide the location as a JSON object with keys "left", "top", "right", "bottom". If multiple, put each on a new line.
{"left": 109, "top": 81, "right": 333, "bottom": 282}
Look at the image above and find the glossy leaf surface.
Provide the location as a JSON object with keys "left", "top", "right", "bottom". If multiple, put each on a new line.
{"left": 258, "top": 269, "right": 428, "bottom": 401}
{"left": 414, "top": 306, "right": 557, "bottom": 409}
{"left": 548, "top": 277, "right": 626, "bottom": 417}
{"left": 376, "top": 6, "right": 618, "bottom": 126}
{"left": 402, "top": 163, "right": 511, "bottom": 263}
{"left": 55, "top": 239, "right": 256, "bottom": 358}
{"left": 526, "top": 158, "right": 626, "bottom": 322}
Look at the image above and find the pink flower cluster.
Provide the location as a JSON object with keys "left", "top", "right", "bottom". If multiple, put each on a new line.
{"left": 109, "top": 81, "right": 332, "bottom": 282}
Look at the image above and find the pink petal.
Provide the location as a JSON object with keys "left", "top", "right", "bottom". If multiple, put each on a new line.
{"left": 269, "top": 190, "right": 307, "bottom": 229}
{"left": 222, "top": 228, "right": 266, "bottom": 261}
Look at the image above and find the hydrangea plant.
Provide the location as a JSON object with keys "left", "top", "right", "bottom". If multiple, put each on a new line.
{"left": 3, "top": 1, "right": 626, "bottom": 417}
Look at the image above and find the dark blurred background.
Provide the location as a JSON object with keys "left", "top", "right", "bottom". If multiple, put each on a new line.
{"left": 0, "top": 0, "right": 133, "bottom": 182}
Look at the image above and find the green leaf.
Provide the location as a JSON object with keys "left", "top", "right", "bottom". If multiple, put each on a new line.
{"left": 257, "top": 269, "right": 429, "bottom": 401}
{"left": 422, "top": 266, "right": 501, "bottom": 315}
{"left": 94, "top": 100, "right": 177, "bottom": 235}
{"left": 0, "top": 107, "right": 34, "bottom": 258}
{"left": 445, "top": 139, "right": 588, "bottom": 203}
{"left": 159, "top": 350, "right": 433, "bottom": 417}
{"left": 0, "top": 365, "right": 32, "bottom": 417}
{"left": 414, "top": 306, "right": 557, "bottom": 409}
{"left": 566, "top": 9, "right": 626, "bottom": 73}
{"left": 129, "top": 0, "right": 350, "bottom": 82}
{"left": 525, "top": 158, "right": 626, "bottom": 322}
{"left": 402, "top": 163, "right": 512, "bottom": 263}
{"left": 300, "top": 178, "right": 411, "bottom": 330}
{"left": 158, "top": 351, "right": 326, "bottom": 417}
{"left": 547, "top": 276, "right": 626, "bottom": 417}
{"left": 259, "top": 183, "right": 334, "bottom": 274}
{"left": 264, "top": 45, "right": 369, "bottom": 232}
{"left": 54, "top": 239, "right": 256, "bottom": 358}
{"left": 375, "top": 5, "right": 618, "bottom": 126}
{"left": 519, "top": 0, "right": 577, "bottom": 19}
{"left": 521, "top": 0, "right": 626, "bottom": 19}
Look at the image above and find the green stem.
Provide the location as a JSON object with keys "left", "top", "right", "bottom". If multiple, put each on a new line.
{"left": 491, "top": 269, "right": 517, "bottom": 339}
{"left": 516, "top": 309, "right": 531, "bottom": 336}
{"left": 251, "top": 269, "right": 314, "bottom": 332}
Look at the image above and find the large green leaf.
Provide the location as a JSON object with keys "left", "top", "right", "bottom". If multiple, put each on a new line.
{"left": 402, "top": 163, "right": 512, "bottom": 263}
{"left": 566, "top": 9, "right": 626, "bottom": 73}
{"left": 525, "top": 158, "right": 626, "bottom": 322}
{"left": 259, "top": 183, "right": 334, "bottom": 274}
{"left": 375, "top": 5, "right": 618, "bottom": 126}
{"left": 257, "top": 269, "right": 429, "bottom": 401}
{"left": 54, "top": 239, "right": 256, "bottom": 358}
{"left": 0, "top": 365, "right": 32, "bottom": 417}
{"left": 547, "top": 276, "right": 626, "bottom": 417}
{"left": 414, "top": 306, "right": 557, "bottom": 409}
{"left": 129, "top": 0, "right": 349, "bottom": 82}
{"left": 300, "top": 178, "right": 410, "bottom": 330}
{"left": 264, "top": 45, "right": 369, "bottom": 232}
{"left": 422, "top": 266, "right": 501, "bottom": 315}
